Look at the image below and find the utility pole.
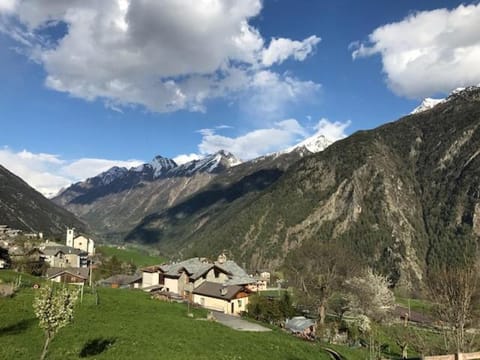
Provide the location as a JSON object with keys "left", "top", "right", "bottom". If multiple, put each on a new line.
{"left": 89, "top": 259, "right": 93, "bottom": 287}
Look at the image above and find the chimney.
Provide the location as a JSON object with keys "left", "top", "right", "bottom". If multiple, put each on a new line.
{"left": 220, "top": 284, "right": 228, "bottom": 296}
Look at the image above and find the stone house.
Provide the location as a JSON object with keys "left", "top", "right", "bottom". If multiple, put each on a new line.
{"left": 142, "top": 254, "right": 258, "bottom": 315}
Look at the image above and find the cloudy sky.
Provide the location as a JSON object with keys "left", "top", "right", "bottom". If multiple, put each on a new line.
{"left": 1, "top": 0, "right": 480, "bottom": 196}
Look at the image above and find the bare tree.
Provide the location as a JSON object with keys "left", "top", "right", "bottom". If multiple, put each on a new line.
{"left": 33, "top": 284, "right": 78, "bottom": 360}
{"left": 285, "top": 242, "right": 356, "bottom": 325}
{"left": 427, "top": 262, "right": 479, "bottom": 353}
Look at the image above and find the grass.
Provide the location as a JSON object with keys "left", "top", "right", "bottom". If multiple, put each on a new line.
{"left": 0, "top": 271, "right": 364, "bottom": 360}
{"left": 258, "top": 289, "right": 290, "bottom": 298}
{"left": 395, "top": 296, "right": 434, "bottom": 314}
{"left": 97, "top": 246, "right": 165, "bottom": 267}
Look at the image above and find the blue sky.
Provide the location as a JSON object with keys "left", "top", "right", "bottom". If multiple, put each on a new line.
{"left": 1, "top": 0, "right": 479, "bottom": 196}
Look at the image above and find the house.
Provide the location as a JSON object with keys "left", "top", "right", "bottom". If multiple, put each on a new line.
{"left": 285, "top": 316, "right": 316, "bottom": 340}
{"left": 141, "top": 265, "right": 164, "bottom": 289}
{"left": 141, "top": 254, "right": 256, "bottom": 296}
{"left": 99, "top": 274, "right": 142, "bottom": 289}
{"left": 192, "top": 282, "right": 250, "bottom": 315}
{"left": 66, "top": 228, "right": 95, "bottom": 255}
{"left": 42, "top": 246, "right": 88, "bottom": 268}
{"left": 46, "top": 267, "right": 89, "bottom": 284}
{"left": 142, "top": 253, "right": 258, "bottom": 315}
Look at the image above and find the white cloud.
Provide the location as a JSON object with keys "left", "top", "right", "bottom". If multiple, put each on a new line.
{"left": 60, "top": 158, "right": 144, "bottom": 180}
{"left": 262, "top": 35, "right": 321, "bottom": 66}
{"left": 244, "top": 70, "right": 320, "bottom": 118}
{"left": 173, "top": 153, "right": 202, "bottom": 165}
{"left": 0, "top": 147, "right": 143, "bottom": 197}
{"left": 314, "top": 118, "right": 351, "bottom": 141}
{"left": 352, "top": 4, "right": 480, "bottom": 98}
{"left": 196, "top": 118, "right": 349, "bottom": 160}
{"left": 1, "top": 0, "right": 320, "bottom": 113}
{"left": 0, "top": 0, "right": 17, "bottom": 13}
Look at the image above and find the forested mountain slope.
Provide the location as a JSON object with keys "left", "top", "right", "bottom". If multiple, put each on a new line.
{"left": 127, "top": 87, "right": 480, "bottom": 288}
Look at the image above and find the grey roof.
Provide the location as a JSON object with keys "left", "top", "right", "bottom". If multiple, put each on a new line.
{"left": 193, "top": 281, "right": 244, "bottom": 301}
{"left": 163, "top": 258, "right": 213, "bottom": 278}
{"left": 285, "top": 317, "right": 316, "bottom": 333}
{"left": 100, "top": 274, "right": 142, "bottom": 285}
{"left": 215, "top": 260, "right": 248, "bottom": 277}
{"left": 143, "top": 257, "right": 254, "bottom": 284}
{"left": 43, "top": 246, "right": 86, "bottom": 256}
{"left": 46, "top": 267, "right": 89, "bottom": 280}
{"left": 216, "top": 260, "right": 255, "bottom": 285}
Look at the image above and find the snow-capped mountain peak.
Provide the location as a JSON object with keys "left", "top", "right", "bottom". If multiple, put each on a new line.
{"left": 410, "top": 97, "right": 445, "bottom": 114}
{"left": 410, "top": 86, "right": 480, "bottom": 115}
{"left": 94, "top": 166, "right": 128, "bottom": 185}
{"left": 149, "top": 155, "right": 177, "bottom": 178}
{"left": 284, "top": 133, "right": 334, "bottom": 155}
{"left": 172, "top": 150, "right": 242, "bottom": 176}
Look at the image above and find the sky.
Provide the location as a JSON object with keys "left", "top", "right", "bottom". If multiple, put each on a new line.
{"left": 1, "top": 0, "right": 480, "bottom": 197}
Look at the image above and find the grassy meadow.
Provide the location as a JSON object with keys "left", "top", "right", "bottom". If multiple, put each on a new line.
{"left": 0, "top": 271, "right": 365, "bottom": 360}
{"left": 96, "top": 246, "right": 165, "bottom": 267}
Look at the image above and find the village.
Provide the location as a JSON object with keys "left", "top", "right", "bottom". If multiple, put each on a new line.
{"left": 0, "top": 226, "right": 275, "bottom": 317}
{"left": 2, "top": 224, "right": 480, "bottom": 360}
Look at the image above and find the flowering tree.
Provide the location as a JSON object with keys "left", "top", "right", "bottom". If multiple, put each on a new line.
{"left": 33, "top": 284, "right": 78, "bottom": 360}
{"left": 345, "top": 268, "right": 395, "bottom": 322}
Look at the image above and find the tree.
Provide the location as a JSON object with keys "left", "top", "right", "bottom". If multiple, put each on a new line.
{"left": 285, "top": 241, "right": 357, "bottom": 325}
{"left": 344, "top": 268, "right": 395, "bottom": 323}
{"left": 33, "top": 284, "right": 78, "bottom": 360}
{"left": 427, "top": 262, "right": 479, "bottom": 353}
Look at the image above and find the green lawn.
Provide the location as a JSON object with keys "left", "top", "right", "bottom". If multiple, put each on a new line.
{"left": 395, "top": 296, "right": 433, "bottom": 314}
{"left": 97, "top": 246, "right": 165, "bottom": 267}
{"left": 0, "top": 271, "right": 364, "bottom": 360}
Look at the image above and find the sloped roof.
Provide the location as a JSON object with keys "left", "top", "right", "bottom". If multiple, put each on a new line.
{"left": 163, "top": 258, "right": 213, "bottom": 278}
{"left": 215, "top": 260, "right": 248, "bottom": 277}
{"left": 193, "top": 281, "right": 245, "bottom": 301}
{"left": 141, "top": 257, "right": 254, "bottom": 284}
{"left": 46, "top": 267, "right": 89, "bottom": 280}
{"left": 100, "top": 274, "right": 142, "bottom": 285}
{"left": 43, "top": 246, "right": 86, "bottom": 256}
{"left": 141, "top": 264, "right": 164, "bottom": 273}
{"left": 285, "top": 317, "right": 316, "bottom": 333}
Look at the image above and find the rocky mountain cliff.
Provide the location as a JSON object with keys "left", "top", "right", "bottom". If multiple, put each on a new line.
{"left": 126, "top": 87, "right": 480, "bottom": 288}
{"left": 0, "top": 165, "right": 85, "bottom": 235}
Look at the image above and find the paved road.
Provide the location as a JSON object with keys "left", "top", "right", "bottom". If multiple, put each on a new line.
{"left": 212, "top": 312, "right": 271, "bottom": 332}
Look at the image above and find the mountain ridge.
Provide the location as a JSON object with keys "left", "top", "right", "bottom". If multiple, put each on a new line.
{"left": 0, "top": 165, "right": 85, "bottom": 235}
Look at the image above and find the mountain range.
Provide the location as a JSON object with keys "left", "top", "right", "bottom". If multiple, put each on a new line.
{"left": 2, "top": 87, "right": 479, "bottom": 289}
{"left": 52, "top": 136, "right": 332, "bottom": 242}
{"left": 121, "top": 87, "right": 480, "bottom": 288}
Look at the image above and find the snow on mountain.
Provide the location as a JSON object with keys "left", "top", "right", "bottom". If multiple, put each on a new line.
{"left": 284, "top": 133, "right": 333, "bottom": 154}
{"left": 410, "top": 97, "right": 445, "bottom": 114}
{"left": 410, "top": 86, "right": 480, "bottom": 114}
{"left": 94, "top": 166, "right": 129, "bottom": 185}
{"left": 172, "top": 150, "right": 241, "bottom": 176}
{"left": 150, "top": 155, "right": 177, "bottom": 178}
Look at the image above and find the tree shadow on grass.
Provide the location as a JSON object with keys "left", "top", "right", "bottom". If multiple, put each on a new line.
{"left": 80, "top": 338, "right": 116, "bottom": 358}
{"left": 0, "top": 319, "right": 35, "bottom": 336}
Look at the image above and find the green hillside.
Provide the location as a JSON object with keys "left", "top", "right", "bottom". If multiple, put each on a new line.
{"left": 0, "top": 272, "right": 363, "bottom": 359}
{"left": 97, "top": 246, "right": 165, "bottom": 267}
